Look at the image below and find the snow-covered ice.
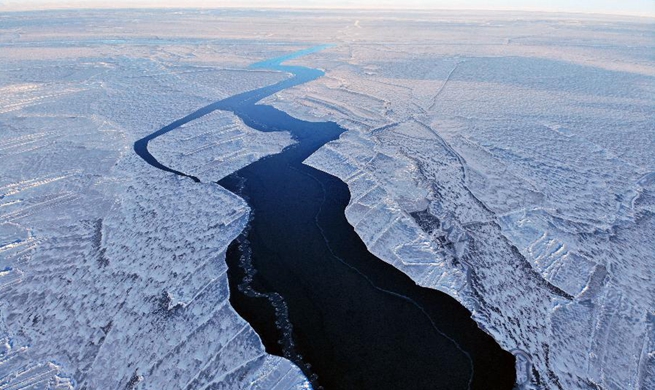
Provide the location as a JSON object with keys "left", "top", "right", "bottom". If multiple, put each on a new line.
{"left": 0, "top": 11, "right": 309, "bottom": 389}
{"left": 148, "top": 110, "right": 295, "bottom": 183}
{"left": 264, "top": 11, "right": 654, "bottom": 390}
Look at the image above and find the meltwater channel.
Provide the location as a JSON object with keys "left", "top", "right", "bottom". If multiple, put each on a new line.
{"left": 135, "top": 45, "right": 515, "bottom": 390}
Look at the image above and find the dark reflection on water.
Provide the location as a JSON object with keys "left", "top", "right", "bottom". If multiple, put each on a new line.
{"left": 135, "top": 46, "right": 516, "bottom": 390}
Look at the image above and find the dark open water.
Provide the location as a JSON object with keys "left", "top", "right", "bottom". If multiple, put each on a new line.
{"left": 135, "top": 45, "right": 515, "bottom": 390}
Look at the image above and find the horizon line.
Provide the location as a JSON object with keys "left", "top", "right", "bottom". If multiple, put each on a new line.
{"left": 0, "top": 5, "right": 653, "bottom": 19}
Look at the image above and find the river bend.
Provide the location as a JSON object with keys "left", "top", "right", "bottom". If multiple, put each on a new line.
{"left": 134, "top": 45, "right": 515, "bottom": 390}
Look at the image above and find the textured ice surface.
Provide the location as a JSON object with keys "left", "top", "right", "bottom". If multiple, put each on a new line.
{"left": 149, "top": 110, "right": 295, "bottom": 183}
{"left": 0, "top": 12, "right": 308, "bottom": 389}
{"left": 265, "top": 12, "right": 655, "bottom": 390}
{"left": 1, "top": 8, "right": 653, "bottom": 390}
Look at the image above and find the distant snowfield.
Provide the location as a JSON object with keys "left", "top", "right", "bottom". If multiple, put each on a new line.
{"left": 0, "top": 8, "right": 653, "bottom": 390}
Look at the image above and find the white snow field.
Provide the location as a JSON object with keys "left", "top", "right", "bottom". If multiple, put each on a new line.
{"left": 0, "top": 8, "right": 653, "bottom": 390}
{"left": 0, "top": 10, "right": 308, "bottom": 390}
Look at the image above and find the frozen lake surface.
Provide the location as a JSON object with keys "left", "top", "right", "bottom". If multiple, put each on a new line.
{"left": 0, "top": 8, "right": 652, "bottom": 390}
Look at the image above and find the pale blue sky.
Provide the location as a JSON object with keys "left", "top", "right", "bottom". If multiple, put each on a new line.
{"left": 1, "top": 0, "right": 654, "bottom": 17}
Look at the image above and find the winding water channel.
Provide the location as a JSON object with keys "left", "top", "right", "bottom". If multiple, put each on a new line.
{"left": 135, "top": 46, "right": 515, "bottom": 390}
